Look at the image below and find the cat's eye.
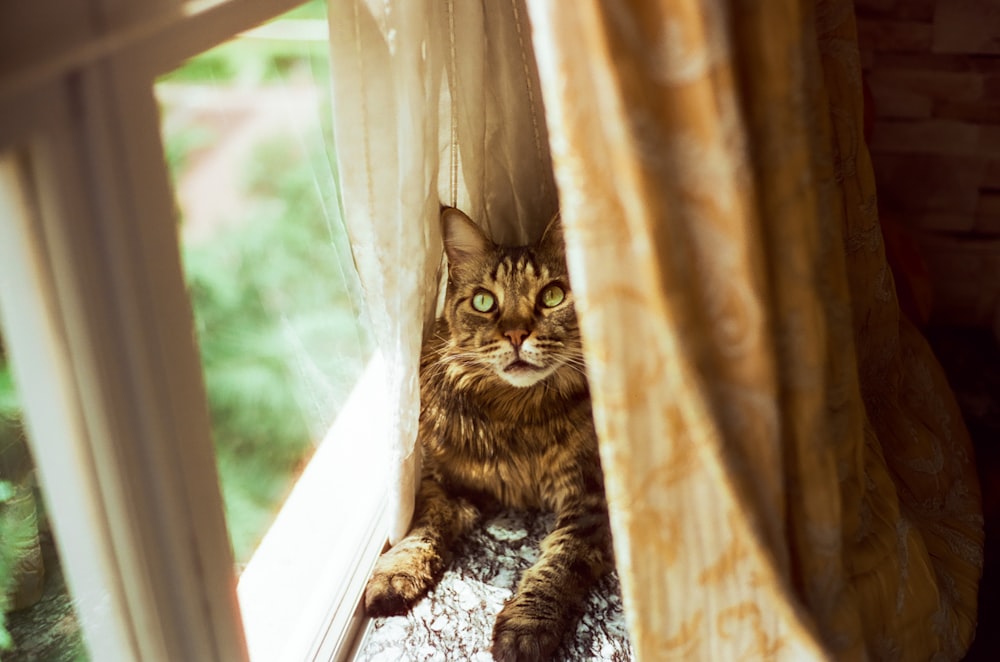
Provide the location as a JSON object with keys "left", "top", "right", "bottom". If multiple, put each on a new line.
{"left": 472, "top": 290, "right": 497, "bottom": 313}
{"left": 540, "top": 284, "right": 565, "bottom": 308}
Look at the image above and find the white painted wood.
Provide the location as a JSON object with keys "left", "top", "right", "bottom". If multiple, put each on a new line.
{"left": 237, "top": 355, "right": 389, "bottom": 662}
{"left": 73, "top": 58, "right": 250, "bottom": 661}
{"left": 0, "top": 1, "right": 98, "bottom": 94}
{"left": 0, "top": 0, "right": 303, "bottom": 103}
{"left": 0, "top": 148, "right": 143, "bottom": 662}
{"left": 0, "top": 83, "right": 57, "bottom": 150}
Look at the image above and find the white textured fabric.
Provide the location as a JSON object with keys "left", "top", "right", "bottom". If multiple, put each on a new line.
{"left": 326, "top": 0, "right": 557, "bottom": 541}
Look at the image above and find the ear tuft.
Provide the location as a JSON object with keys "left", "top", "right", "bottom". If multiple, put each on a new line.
{"left": 442, "top": 207, "right": 492, "bottom": 267}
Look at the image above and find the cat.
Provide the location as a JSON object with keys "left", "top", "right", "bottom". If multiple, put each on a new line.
{"left": 363, "top": 206, "right": 613, "bottom": 662}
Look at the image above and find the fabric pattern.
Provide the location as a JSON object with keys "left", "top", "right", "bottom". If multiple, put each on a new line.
{"left": 526, "top": 0, "right": 983, "bottom": 659}
{"left": 329, "top": 0, "right": 984, "bottom": 658}
{"left": 356, "top": 511, "right": 633, "bottom": 662}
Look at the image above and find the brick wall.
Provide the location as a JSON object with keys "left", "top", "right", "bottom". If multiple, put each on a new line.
{"left": 857, "top": 0, "right": 1000, "bottom": 327}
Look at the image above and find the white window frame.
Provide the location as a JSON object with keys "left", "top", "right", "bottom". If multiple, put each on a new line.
{"left": 0, "top": 1, "right": 386, "bottom": 660}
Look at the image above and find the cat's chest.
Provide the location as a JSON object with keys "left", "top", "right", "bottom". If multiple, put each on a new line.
{"left": 441, "top": 442, "right": 548, "bottom": 509}
{"left": 420, "top": 400, "right": 594, "bottom": 510}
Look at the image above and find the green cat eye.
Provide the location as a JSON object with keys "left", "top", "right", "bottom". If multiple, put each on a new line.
{"left": 540, "top": 284, "right": 565, "bottom": 308}
{"left": 471, "top": 290, "right": 496, "bottom": 313}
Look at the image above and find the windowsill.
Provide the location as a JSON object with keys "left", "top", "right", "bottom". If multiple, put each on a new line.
{"left": 351, "top": 510, "right": 633, "bottom": 661}
{"left": 237, "top": 352, "right": 391, "bottom": 662}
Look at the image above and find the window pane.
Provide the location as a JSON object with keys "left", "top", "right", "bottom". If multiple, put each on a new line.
{"left": 155, "top": 0, "right": 374, "bottom": 570}
{"left": 1, "top": 333, "right": 89, "bottom": 661}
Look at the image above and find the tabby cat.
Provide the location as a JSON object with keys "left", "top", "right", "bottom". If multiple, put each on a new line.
{"left": 363, "top": 207, "right": 612, "bottom": 662}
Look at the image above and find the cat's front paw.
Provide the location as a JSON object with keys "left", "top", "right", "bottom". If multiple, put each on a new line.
{"left": 491, "top": 601, "right": 562, "bottom": 662}
{"left": 363, "top": 542, "right": 441, "bottom": 617}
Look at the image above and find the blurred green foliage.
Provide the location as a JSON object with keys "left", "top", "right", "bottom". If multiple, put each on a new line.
{"left": 182, "top": 130, "right": 370, "bottom": 562}
{"left": 0, "top": 478, "right": 21, "bottom": 651}
{"left": 0, "top": 2, "right": 369, "bottom": 654}
{"left": 0, "top": 336, "right": 22, "bottom": 652}
{"left": 167, "top": 0, "right": 371, "bottom": 563}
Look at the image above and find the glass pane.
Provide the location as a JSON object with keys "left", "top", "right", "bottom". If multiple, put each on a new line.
{"left": 155, "top": 0, "right": 374, "bottom": 572}
{"left": 1, "top": 334, "right": 89, "bottom": 661}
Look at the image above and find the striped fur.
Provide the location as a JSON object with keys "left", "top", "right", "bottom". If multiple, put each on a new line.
{"left": 364, "top": 208, "right": 612, "bottom": 662}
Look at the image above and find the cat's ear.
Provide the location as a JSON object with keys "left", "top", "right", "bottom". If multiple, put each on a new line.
{"left": 442, "top": 207, "right": 492, "bottom": 268}
{"left": 538, "top": 211, "right": 564, "bottom": 254}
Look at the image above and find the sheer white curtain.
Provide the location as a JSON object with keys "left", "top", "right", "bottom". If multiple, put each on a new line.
{"left": 326, "top": 0, "right": 557, "bottom": 541}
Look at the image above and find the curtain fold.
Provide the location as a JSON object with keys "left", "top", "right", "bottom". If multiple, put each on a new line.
{"left": 527, "top": 0, "right": 983, "bottom": 659}
{"left": 326, "top": 0, "right": 557, "bottom": 541}
{"left": 329, "top": 0, "right": 983, "bottom": 657}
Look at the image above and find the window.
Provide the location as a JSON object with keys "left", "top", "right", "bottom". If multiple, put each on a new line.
{"left": 156, "top": 0, "right": 373, "bottom": 573}
{"left": 0, "top": 2, "right": 391, "bottom": 660}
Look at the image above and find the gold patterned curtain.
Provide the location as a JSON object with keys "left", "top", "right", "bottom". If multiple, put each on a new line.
{"left": 526, "top": 0, "right": 983, "bottom": 659}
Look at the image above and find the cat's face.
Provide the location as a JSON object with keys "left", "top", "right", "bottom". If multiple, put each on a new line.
{"left": 440, "top": 208, "right": 583, "bottom": 388}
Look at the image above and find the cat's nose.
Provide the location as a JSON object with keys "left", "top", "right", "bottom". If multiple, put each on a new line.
{"left": 503, "top": 329, "right": 529, "bottom": 347}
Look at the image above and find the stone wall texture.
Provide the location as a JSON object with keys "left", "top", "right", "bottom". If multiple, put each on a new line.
{"left": 857, "top": 0, "right": 1000, "bottom": 327}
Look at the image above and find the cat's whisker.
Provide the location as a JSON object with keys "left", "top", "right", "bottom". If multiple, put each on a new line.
{"left": 365, "top": 208, "right": 610, "bottom": 661}
{"left": 561, "top": 357, "right": 589, "bottom": 371}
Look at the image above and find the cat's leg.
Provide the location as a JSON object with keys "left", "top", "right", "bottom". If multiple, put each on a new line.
{"left": 492, "top": 493, "right": 612, "bottom": 662}
{"left": 364, "top": 477, "right": 479, "bottom": 616}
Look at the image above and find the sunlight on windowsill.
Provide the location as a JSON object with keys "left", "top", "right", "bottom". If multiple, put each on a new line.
{"left": 237, "top": 352, "right": 390, "bottom": 662}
